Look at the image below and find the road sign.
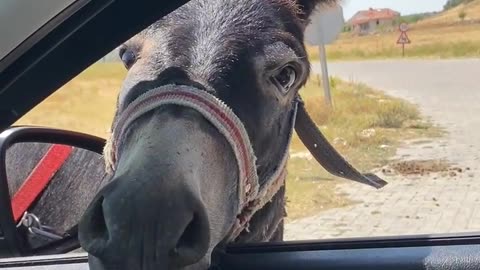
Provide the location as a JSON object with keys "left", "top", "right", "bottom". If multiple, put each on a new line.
{"left": 304, "top": 4, "right": 344, "bottom": 107}
{"left": 397, "top": 31, "right": 411, "bottom": 44}
{"left": 397, "top": 23, "right": 411, "bottom": 57}
{"left": 399, "top": 22, "right": 409, "bottom": 32}
{"left": 304, "top": 4, "right": 344, "bottom": 45}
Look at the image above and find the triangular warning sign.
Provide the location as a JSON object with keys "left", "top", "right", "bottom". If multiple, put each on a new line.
{"left": 397, "top": 32, "right": 411, "bottom": 44}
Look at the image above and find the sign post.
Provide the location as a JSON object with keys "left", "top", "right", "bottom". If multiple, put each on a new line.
{"left": 304, "top": 4, "right": 344, "bottom": 107}
{"left": 318, "top": 41, "right": 332, "bottom": 107}
{"left": 397, "top": 23, "right": 411, "bottom": 57}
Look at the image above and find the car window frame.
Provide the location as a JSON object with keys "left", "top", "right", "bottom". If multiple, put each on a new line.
{"left": 1, "top": 0, "right": 480, "bottom": 269}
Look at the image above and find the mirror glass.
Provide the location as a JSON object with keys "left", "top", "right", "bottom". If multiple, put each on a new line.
{"left": 3, "top": 142, "right": 107, "bottom": 253}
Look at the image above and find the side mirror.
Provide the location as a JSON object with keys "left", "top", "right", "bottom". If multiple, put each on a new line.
{"left": 0, "top": 126, "right": 107, "bottom": 258}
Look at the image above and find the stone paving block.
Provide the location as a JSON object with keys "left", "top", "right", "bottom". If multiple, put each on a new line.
{"left": 467, "top": 218, "right": 480, "bottom": 230}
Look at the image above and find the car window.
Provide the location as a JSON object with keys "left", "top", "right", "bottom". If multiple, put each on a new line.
{"left": 0, "top": 0, "right": 77, "bottom": 61}
{"left": 10, "top": 0, "right": 480, "bottom": 249}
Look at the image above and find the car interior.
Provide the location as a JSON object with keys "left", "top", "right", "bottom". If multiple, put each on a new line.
{"left": 1, "top": 0, "right": 480, "bottom": 269}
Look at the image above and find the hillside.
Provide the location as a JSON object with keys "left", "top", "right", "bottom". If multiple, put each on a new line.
{"left": 417, "top": 0, "right": 480, "bottom": 27}
{"left": 308, "top": 0, "right": 480, "bottom": 60}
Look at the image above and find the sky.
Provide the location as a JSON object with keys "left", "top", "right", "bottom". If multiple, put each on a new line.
{"left": 341, "top": 0, "right": 447, "bottom": 19}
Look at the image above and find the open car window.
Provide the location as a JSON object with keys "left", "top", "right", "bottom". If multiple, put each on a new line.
{"left": 15, "top": 53, "right": 124, "bottom": 139}
{"left": 14, "top": 0, "right": 480, "bottom": 244}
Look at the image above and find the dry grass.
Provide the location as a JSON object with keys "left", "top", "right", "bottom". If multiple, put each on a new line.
{"left": 285, "top": 76, "right": 441, "bottom": 220}
{"left": 417, "top": 0, "right": 480, "bottom": 27}
{"left": 307, "top": 0, "right": 480, "bottom": 60}
{"left": 15, "top": 63, "right": 439, "bottom": 220}
{"left": 15, "top": 63, "right": 126, "bottom": 138}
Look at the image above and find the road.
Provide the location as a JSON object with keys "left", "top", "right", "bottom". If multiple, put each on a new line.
{"left": 285, "top": 59, "right": 480, "bottom": 240}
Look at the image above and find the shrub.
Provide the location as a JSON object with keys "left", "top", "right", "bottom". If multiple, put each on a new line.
{"left": 372, "top": 102, "right": 420, "bottom": 128}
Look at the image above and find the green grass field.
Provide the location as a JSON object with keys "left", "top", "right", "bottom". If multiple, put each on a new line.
{"left": 15, "top": 63, "right": 440, "bottom": 219}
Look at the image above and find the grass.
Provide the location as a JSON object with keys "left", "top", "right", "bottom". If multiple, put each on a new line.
{"left": 285, "top": 76, "right": 441, "bottom": 220}
{"left": 15, "top": 63, "right": 126, "bottom": 138}
{"left": 418, "top": 0, "right": 480, "bottom": 27}
{"left": 15, "top": 63, "right": 440, "bottom": 220}
{"left": 308, "top": 0, "right": 480, "bottom": 60}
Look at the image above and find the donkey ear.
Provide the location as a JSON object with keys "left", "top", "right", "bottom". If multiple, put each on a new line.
{"left": 296, "top": 0, "right": 338, "bottom": 20}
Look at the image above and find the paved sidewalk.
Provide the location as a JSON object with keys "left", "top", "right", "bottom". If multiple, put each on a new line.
{"left": 285, "top": 156, "right": 480, "bottom": 240}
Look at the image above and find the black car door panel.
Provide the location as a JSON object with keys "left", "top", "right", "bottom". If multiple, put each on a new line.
{"left": 217, "top": 244, "right": 480, "bottom": 270}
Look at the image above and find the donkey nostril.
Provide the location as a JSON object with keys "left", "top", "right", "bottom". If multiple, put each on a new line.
{"left": 170, "top": 212, "right": 210, "bottom": 267}
{"left": 79, "top": 196, "right": 110, "bottom": 256}
{"left": 176, "top": 215, "right": 198, "bottom": 251}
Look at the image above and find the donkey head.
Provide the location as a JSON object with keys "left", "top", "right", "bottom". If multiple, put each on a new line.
{"left": 78, "top": 1, "right": 337, "bottom": 269}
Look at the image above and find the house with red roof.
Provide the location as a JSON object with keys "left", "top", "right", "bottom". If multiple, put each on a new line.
{"left": 347, "top": 8, "right": 401, "bottom": 35}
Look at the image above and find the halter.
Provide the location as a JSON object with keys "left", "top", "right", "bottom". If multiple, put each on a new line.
{"left": 105, "top": 85, "right": 297, "bottom": 241}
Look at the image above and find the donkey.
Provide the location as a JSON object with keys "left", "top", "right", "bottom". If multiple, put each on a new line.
{"left": 75, "top": 0, "right": 386, "bottom": 269}
{"left": 3, "top": 0, "right": 385, "bottom": 269}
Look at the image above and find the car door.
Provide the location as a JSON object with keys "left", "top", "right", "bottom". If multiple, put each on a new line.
{"left": 1, "top": 0, "right": 480, "bottom": 270}
{"left": 2, "top": 234, "right": 480, "bottom": 269}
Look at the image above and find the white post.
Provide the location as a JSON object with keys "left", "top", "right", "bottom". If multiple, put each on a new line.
{"left": 318, "top": 43, "right": 333, "bottom": 107}
{"left": 304, "top": 4, "right": 343, "bottom": 108}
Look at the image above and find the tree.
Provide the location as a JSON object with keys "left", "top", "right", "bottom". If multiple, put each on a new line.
{"left": 444, "top": 0, "right": 474, "bottom": 10}
{"left": 459, "top": 10, "right": 467, "bottom": 21}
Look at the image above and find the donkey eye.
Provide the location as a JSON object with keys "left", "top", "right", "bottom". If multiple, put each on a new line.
{"left": 272, "top": 65, "right": 297, "bottom": 93}
{"left": 120, "top": 49, "right": 137, "bottom": 69}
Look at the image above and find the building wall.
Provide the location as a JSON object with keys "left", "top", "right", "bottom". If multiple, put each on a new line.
{"left": 352, "top": 18, "right": 398, "bottom": 35}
